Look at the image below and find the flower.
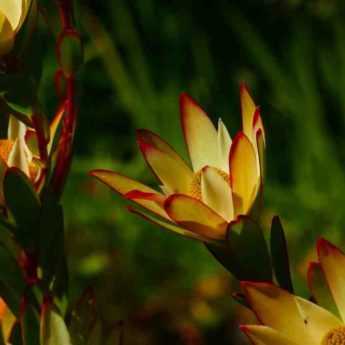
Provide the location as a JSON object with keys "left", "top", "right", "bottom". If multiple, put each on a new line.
{"left": 240, "top": 239, "right": 345, "bottom": 345}
{"left": 0, "top": 0, "right": 32, "bottom": 56}
{"left": 91, "top": 85, "right": 265, "bottom": 242}
{"left": 0, "top": 112, "right": 62, "bottom": 203}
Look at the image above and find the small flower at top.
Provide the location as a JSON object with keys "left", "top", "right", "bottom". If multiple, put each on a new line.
{"left": 240, "top": 239, "right": 345, "bottom": 345}
{"left": 91, "top": 84, "right": 265, "bottom": 243}
{"left": 0, "top": 0, "right": 32, "bottom": 56}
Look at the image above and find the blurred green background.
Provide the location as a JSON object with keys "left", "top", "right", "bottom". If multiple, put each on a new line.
{"left": 41, "top": 0, "right": 345, "bottom": 343}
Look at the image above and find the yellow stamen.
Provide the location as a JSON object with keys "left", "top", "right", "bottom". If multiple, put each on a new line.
{"left": 188, "top": 167, "right": 229, "bottom": 200}
{"left": 322, "top": 326, "right": 345, "bottom": 345}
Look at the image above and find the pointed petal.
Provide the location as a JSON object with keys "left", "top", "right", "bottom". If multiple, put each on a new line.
{"left": 137, "top": 129, "right": 193, "bottom": 194}
{"left": 201, "top": 166, "right": 234, "bottom": 221}
{"left": 256, "top": 129, "right": 265, "bottom": 180}
{"left": 164, "top": 194, "right": 228, "bottom": 241}
{"left": 48, "top": 103, "right": 65, "bottom": 153}
{"left": 317, "top": 238, "right": 345, "bottom": 321}
{"left": 128, "top": 206, "right": 215, "bottom": 243}
{"left": 180, "top": 93, "right": 218, "bottom": 171}
{"left": 0, "top": 12, "right": 14, "bottom": 55}
{"left": 229, "top": 132, "right": 259, "bottom": 215}
{"left": 240, "top": 83, "right": 256, "bottom": 141}
{"left": 253, "top": 108, "right": 266, "bottom": 145}
{"left": 25, "top": 129, "right": 39, "bottom": 158}
{"left": 307, "top": 262, "right": 339, "bottom": 317}
{"left": 241, "top": 282, "right": 312, "bottom": 344}
{"left": 0, "top": 0, "right": 22, "bottom": 30}
{"left": 217, "top": 119, "right": 232, "bottom": 173}
{"left": 125, "top": 190, "right": 165, "bottom": 204}
{"left": 8, "top": 116, "right": 26, "bottom": 141}
{"left": 295, "top": 297, "right": 341, "bottom": 343}
{"left": 7, "top": 139, "right": 31, "bottom": 177}
{"left": 90, "top": 170, "right": 168, "bottom": 219}
{"left": 241, "top": 325, "right": 299, "bottom": 345}
{"left": 17, "top": 0, "right": 32, "bottom": 32}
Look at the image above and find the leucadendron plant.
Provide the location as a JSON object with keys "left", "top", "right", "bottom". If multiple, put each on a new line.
{"left": 0, "top": 1, "right": 122, "bottom": 344}
{"left": 91, "top": 87, "right": 274, "bottom": 282}
{"left": 239, "top": 236, "right": 345, "bottom": 345}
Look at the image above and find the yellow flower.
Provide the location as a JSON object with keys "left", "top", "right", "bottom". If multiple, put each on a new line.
{"left": 0, "top": 112, "right": 62, "bottom": 203}
{"left": 91, "top": 85, "right": 265, "bottom": 242}
{"left": 0, "top": 0, "right": 32, "bottom": 56}
{"left": 241, "top": 239, "right": 345, "bottom": 345}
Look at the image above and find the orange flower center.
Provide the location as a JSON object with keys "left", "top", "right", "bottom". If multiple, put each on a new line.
{"left": 188, "top": 167, "right": 229, "bottom": 200}
{"left": 322, "top": 326, "right": 345, "bottom": 345}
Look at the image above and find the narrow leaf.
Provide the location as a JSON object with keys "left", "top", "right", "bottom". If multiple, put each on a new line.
{"left": 4, "top": 168, "right": 40, "bottom": 250}
{"left": 270, "top": 216, "right": 294, "bottom": 292}
{"left": 207, "top": 216, "right": 272, "bottom": 281}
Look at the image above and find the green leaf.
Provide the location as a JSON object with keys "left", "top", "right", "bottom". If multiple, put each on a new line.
{"left": 0, "top": 75, "right": 36, "bottom": 118}
{"left": 270, "top": 216, "right": 294, "bottom": 292}
{"left": 0, "top": 246, "right": 25, "bottom": 315}
{"left": 40, "top": 301, "right": 72, "bottom": 345}
{"left": 207, "top": 216, "right": 272, "bottom": 281}
{"left": 0, "top": 219, "right": 21, "bottom": 258}
{"left": 8, "top": 322, "right": 23, "bottom": 345}
{"left": 38, "top": 193, "right": 64, "bottom": 288}
{"left": 4, "top": 168, "right": 41, "bottom": 250}
{"left": 20, "top": 302, "right": 40, "bottom": 345}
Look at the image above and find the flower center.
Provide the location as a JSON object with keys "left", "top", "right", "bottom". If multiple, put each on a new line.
{"left": 322, "top": 326, "right": 345, "bottom": 345}
{"left": 188, "top": 167, "right": 229, "bottom": 200}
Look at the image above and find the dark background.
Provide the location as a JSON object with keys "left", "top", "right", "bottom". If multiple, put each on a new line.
{"left": 41, "top": 1, "right": 345, "bottom": 343}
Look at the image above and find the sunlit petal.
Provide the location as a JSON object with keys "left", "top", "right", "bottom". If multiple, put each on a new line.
{"left": 240, "top": 83, "right": 256, "bottom": 142}
{"left": 295, "top": 297, "right": 341, "bottom": 343}
{"left": 241, "top": 282, "right": 312, "bottom": 344}
{"left": 318, "top": 238, "right": 345, "bottom": 322}
{"left": 229, "top": 132, "right": 259, "bottom": 215}
{"left": 90, "top": 170, "right": 169, "bottom": 219}
{"left": 0, "top": 0, "right": 22, "bottom": 30}
{"left": 241, "top": 325, "right": 299, "bottom": 345}
{"left": 137, "top": 129, "right": 193, "bottom": 194}
{"left": 164, "top": 194, "right": 228, "bottom": 240}
{"left": 180, "top": 93, "right": 218, "bottom": 171}
{"left": 7, "top": 139, "right": 30, "bottom": 176}
{"left": 201, "top": 166, "right": 233, "bottom": 221}
{"left": 128, "top": 206, "right": 214, "bottom": 243}
{"left": 217, "top": 118, "right": 232, "bottom": 173}
{"left": 0, "top": 12, "right": 14, "bottom": 56}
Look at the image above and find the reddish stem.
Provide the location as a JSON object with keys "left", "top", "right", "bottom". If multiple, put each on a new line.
{"left": 51, "top": 0, "right": 78, "bottom": 197}
{"left": 51, "top": 75, "right": 77, "bottom": 196}
{"left": 56, "top": 0, "right": 74, "bottom": 30}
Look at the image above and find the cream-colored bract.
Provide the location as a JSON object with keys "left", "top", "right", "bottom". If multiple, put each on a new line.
{"left": 0, "top": 0, "right": 32, "bottom": 56}
{"left": 241, "top": 239, "right": 345, "bottom": 345}
{"left": 0, "top": 112, "right": 63, "bottom": 204}
{"left": 91, "top": 85, "right": 265, "bottom": 242}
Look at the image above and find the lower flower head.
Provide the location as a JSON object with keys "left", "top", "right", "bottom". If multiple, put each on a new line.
{"left": 241, "top": 239, "right": 345, "bottom": 345}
